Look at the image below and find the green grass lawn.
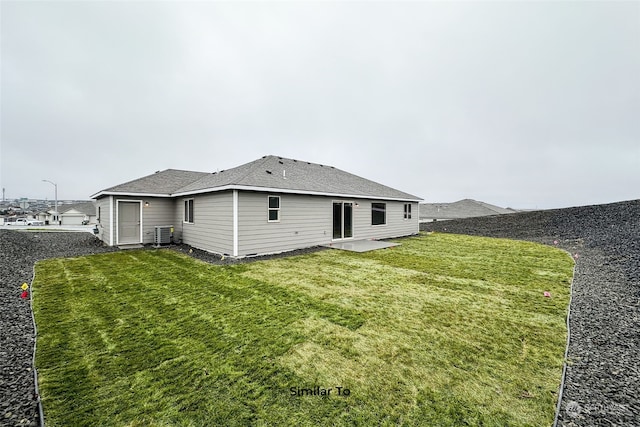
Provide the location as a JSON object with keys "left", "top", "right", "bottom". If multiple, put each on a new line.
{"left": 33, "top": 233, "right": 573, "bottom": 426}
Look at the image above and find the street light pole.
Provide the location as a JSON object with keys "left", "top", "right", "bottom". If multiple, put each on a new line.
{"left": 42, "top": 179, "right": 58, "bottom": 225}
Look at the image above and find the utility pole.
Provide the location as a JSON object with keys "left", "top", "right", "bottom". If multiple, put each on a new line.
{"left": 42, "top": 180, "right": 58, "bottom": 225}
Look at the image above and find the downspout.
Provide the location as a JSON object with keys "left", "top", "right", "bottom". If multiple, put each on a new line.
{"left": 233, "top": 190, "right": 239, "bottom": 257}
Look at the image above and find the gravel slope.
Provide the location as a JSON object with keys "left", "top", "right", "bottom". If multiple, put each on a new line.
{"left": 1, "top": 199, "right": 638, "bottom": 426}
{"left": 422, "top": 199, "right": 640, "bottom": 426}
{"left": 0, "top": 230, "right": 116, "bottom": 427}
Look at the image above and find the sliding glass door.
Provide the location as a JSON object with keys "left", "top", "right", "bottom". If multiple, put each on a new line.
{"left": 333, "top": 202, "right": 353, "bottom": 239}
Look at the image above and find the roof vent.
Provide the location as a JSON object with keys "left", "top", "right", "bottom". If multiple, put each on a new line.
{"left": 278, "top": 160, "right": 283, "bottom": 164}
{"left": 266, "top": 170, "right": 272, "bottom": 174}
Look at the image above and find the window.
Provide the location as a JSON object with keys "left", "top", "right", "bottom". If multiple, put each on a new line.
{"left": 404, "top": 203, "right": 412, "bottom": 219}
{"left": 184, "top": 199, "right": 194, "bottom": 223}
{"left": 371, "top": 202, "right": 386, "bottom": 225}
{"left": 268, "top": 196, "right": 280, "bottom": 222}
{"left": 98, "top": 206, "right": 101, "bottom": 223}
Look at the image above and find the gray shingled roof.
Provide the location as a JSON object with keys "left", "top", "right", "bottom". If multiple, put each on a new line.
{"left": 58, "top": 202, "right": 97, "bottom": 216}
{"left": 420, "top": 199, "right": 516, "bottom": 220}
{"left": 93, "top": 155, "right": 421, "bottom": 201}
{"left": 97, "top": 169, "right": 211, "bottom": 196}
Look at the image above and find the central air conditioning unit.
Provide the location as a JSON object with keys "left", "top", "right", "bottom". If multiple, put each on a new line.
{"left": 154, "top": 225, "right": 173, "bottom": 246}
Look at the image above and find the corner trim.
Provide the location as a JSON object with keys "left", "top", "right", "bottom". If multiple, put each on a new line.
{"left": 233, "top": 190, "right": 239, "bottom": 257}
{"left": 109, "top": 196, "right": 114, "bottom": 245}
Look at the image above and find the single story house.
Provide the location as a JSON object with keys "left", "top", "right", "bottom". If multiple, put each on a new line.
{"left": 36, "top": 210, "right": 59, "bottom": 225}
{"left": 419, "top": 199, "right": 517, "bottom": 222}
{"left": 36, "top": 211, "right": 51, "bottom": 223}
{"left": 91, "top": 155, "right": 422, "bottom": 257}
{"left": 59, "top": 202, "right": 97, "bottom": 225}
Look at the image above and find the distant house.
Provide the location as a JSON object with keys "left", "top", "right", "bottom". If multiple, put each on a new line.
{"left": 36, "top": 210, "right": 62, "bottom": 225}
{"left": 59, "top": 202, "right": 97, "bottom": 225}
{"left": 36, "top": 209, "right": 62, "bottom": 225}
{"left": 36, "top": 211, "right": 51, "bottom": 223}
{"left": 419, "top": 199, "right": 516, "bottom": 223}
{"left": 90, "top": 155, "right": 422, "bottom": 257}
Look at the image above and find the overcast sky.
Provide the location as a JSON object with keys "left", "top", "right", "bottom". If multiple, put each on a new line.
{"left": 1, "top": 1, "right": 638, "bottom": 209}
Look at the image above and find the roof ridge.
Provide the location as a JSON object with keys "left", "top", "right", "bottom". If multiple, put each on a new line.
{"left": 171, "top": 156, "right": 274, "bottom": 193}
{"left": 104, "top": 169, "right": 170, "bottom": 191}
{"left": 108, "top": 168, "right": 204, "bottom": 189}
{"left": 234, "top": 155, "right": 274, "bottom": 185}
{"left": 474, "top": 200, "right": 507, "bottom": 213}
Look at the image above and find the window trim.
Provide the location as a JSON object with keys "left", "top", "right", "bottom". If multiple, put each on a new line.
{"left": 184, "top": 198, "right": 194, "bottom": 224}
{"left": 404, "top": 203, "right": 412, "bottom": 220}
{"left": 268, "top": 195, "right": 280, "bottom": 222}
{"left": 371, "top": 202, "right": 387, "bottom": 226}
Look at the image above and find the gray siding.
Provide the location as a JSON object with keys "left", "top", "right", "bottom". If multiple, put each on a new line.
{"left": 237, "top": 193, "right": 419, "bottom": 256}
{"left": 139, "top": 197, "right": 175, "bottom": 244}
{"left": 238, "top": 193, "right": 332, "bottom": 256}
{"left": 354, "top": 200, "right": 419, "bottom": 241}
{"left": 176, "top": 192, "right": 233, "bottom": 255}
{"left": 95, "top": 197, "right": 112, "bottom": 245}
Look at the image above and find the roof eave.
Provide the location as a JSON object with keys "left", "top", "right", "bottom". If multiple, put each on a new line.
{"left": 91, "top": 191, "right": 172, "bottom": 199}
{"left": 173, "top": 184, "right": 422, "bottom": 202}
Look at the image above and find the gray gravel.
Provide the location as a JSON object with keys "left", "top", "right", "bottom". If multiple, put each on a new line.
{"left": 422, "top": 199, "right": 640, "bottom": 426}
{"left": 1, "top": 198, "right": 638, "bottom": 426}
{"left": 0, "top": 230, "right": 116, "bottom": 427}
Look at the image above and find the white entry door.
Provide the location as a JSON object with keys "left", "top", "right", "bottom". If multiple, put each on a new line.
{"left": 118, "top": 201, "right": 141, "bottom": 244}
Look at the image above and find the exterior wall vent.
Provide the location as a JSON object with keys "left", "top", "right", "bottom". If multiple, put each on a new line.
{"left": 154, "top": 225, "right": 173, "bottom": 246}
